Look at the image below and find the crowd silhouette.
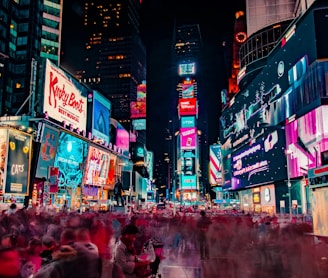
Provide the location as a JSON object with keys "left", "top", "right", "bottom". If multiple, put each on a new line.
{"left": 0, "top": 205, "right": 327, "bottom": 278}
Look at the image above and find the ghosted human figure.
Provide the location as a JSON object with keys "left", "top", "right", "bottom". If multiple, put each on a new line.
{"left": 196, "top": 210, "right": 212, "bottom": 261}
{"left": 114, "top": 178, "right": 125, "bottom": 207}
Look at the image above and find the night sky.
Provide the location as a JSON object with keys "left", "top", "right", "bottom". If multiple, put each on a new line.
{"left": 140, "top": 0, "right": 246, "bottom": 161}
{"left": 61, "top": 0, "right": 246, "bottom": 166}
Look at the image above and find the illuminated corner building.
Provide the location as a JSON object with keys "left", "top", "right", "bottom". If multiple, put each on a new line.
{"left": 228, "top": 11, "right": 246, "bottom": 97}
{"left": 173, "top": 23, "right": 211, "bottom": 201}
{"left": 0, "top": 0, "right": 62, "bottom": 116}
{"left": 220, "top": 0, "right": 327, "bottom": 215}
{"left": 238, "top": 0, "right": 306, "bottom": 90}
{"left": 77, "top": 0, "right": 146, "bottom": 132}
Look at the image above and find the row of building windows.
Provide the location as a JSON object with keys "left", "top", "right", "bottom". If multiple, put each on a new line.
{"left": 239, "top": 21, "right": 292, "bottom": 69}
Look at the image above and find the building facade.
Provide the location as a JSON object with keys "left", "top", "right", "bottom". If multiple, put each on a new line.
{"left": 0, "top": 0, "right": 62, "bottom": 116}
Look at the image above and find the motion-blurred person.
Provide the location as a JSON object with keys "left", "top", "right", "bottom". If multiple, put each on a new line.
{"left": 0, "top": 246, "right": 21, "bottom": 278}
{"left": 114, "top": 224, "right": 150, "bottom": 278}
{"left": 114, "top": 178, "right": 125, "bottom": 207}
{"left": 196, "top": 210, "right": 212, "bottom": 261}
{"left": 40, "top": 235, "right": 56, "bottom": 266}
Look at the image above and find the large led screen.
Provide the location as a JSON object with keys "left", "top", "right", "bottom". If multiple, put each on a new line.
{"left": 178, "top": 63, "right": 196, "bottom": 76}
{"left": 181, "top": 175, "right": 197, "bottom": 190}
{"left": 181, "top": 116, "right": 195, "bottom": 128}
{"left": 35, "top": 124, "right": 59, "bottom": 179}
{"left": 178, "top": 98, "right": 197, "bottom": 116}
{"left": 54, "top": 132, "right": 88, "bottom": 188}
{"left": 209, "top": 145, "right": 223, "bottom": 186}
{"left": 2, "top": 129, "right": 32, "bottom": 195}
{"left": 230, "top": 129, "right": 287, "bottom": 190}
{"left": 181, "top": 83, "right": 195, "bottom": 98}
{"left": 180, "top": 127, "right": 196, "bottom": 149}
{"left": 44, "top": 59, "right": 88, "bottom": 131}
{"left": 83, "top": 145, "right": 116, "bottom": 187}
{"left": 312, "top": 187, "right": 328, "bottom": 237}
{"left": 285, "top": 106, "right": 328, "bottom": 178}
{"left": 92, "top": 90, "right": 111, "bottom": 145}
{"left": 130, "top": 82, "right": 146, "bottom": 119}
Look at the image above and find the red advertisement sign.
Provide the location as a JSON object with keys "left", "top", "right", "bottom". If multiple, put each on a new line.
{"left": 180, "top": 127, "right": 197, "bottom": 149}
{"left": 49, "top": 166, "right": 59, "bottom": 193}
{"left": 179, "top": 98, "right": 197, "bottom": 116}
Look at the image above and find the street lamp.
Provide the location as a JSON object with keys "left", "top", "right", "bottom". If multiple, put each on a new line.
{"left": 286, "top": 148, "right": 293, "bottom": 221}
{"left": 164, "top": 157, "right": 170, "bottom": 201}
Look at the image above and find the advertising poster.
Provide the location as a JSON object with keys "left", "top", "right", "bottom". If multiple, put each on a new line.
{"left": 180, "top": 127, "right": 196, "bottom": 149}
{"left": 181, "top": 83, "right": 194, "bottom": 98}
{"left": 83, "top": 145, "right": 113, "bottom": 187}
{"left": 54, "top": 132, "right": 88, "bottom": 188}
{"left": 92, "top": 90, "right": 111, "bottom": 144}
{"left": 5, "top": 129, "right": 32, "bottom": 195}
{"left": 178, "top": 98, "right": 197, "bottom": 116}
{"left": 0, "top": 128, "right": 8, "bottom": 194}
{"left": 181, "top": 175, "right": 197, "bottom": 190}
{"left": 35, "top": 124, "right": 59, "bottom": 179}
{"left": 231, "top": 129, "right": 287, "bottom": 190}
{"left": 209, "top": 145, "right": 223, "bottom": 186}
{"left": 130, "top": 82, "right": 146, "bottom": 119}
{"left": 180, "top": 116, "right": 195, "bottom": 128}
{"left": 49, "top": 166, "right": 59, "bottom": 193}
{"left": 43, "top": 59, "right": 88, "bottom": 131}
{"left": 178, "top": 62, "right": 196, "bottom": 76}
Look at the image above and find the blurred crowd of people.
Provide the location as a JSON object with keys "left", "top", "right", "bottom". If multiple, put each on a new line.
{"left": 0, "top": 203, "right": 327, "bottom": 278}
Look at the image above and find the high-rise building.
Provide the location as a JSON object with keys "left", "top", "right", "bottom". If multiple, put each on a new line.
{"left": 69, "top": 0, "right": 146, "bottom": 133}
{"left": 0, "top": 0, "right": 62, "bottom": 116}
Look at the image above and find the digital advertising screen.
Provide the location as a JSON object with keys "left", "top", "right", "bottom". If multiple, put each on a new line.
{"left": 43, "top": 59, "right": 88, "bottom": 131}
{"left": 83, "top": 145, "right": 115, "bottom": 187}
{"left": 209, "top": 145, "right": 223, "bottom": 186}
{"left": 181, "top": 116, "right": 195, "bottom": 128}
{"left": 180, "top": 127, "right": 197, "bottom": 149}
{"left": 35, "top": 124, "right": 59, "bottom": 179}
{"left": 178, "top": 98, "right": 197, "bottom": 116}
{"left": 285, "top": 106, "right": 328, "bottom": 179}
{"left": 92, "top": 90, "right": 111, "bottom": 145}
{"left": 4, "top": 129, "right": 32, "bottom": 195}
{"left": 132, "top": 119, "right": 146, "bottom": 131}
{"left": 178, "top": 63, "right": 196, "bottom": 76}
{"left": 145, "top": 151, "right": 154, "bottom": 181}
{"left": 54, "top": 132, "right": 88, "bottom": 188}
{"left": 181, "top": 83, "right": 195, "bottom": 98}
{"left": 0, "top": 128, "right": 8, "bottom": 195}
{"left": 181, "top": 175, "right": 197, "bottom": 189}
{"left": 116, "top": 123, "right": 130, "bottom": 152}
{"left": 180, "top": 149, "right": 196, "bottom": 176}
{"left": 130, "top": 82, "right": 146, "bottom": 119}
{"left": 230, "top": 129, "right": 287, "bottom": 190}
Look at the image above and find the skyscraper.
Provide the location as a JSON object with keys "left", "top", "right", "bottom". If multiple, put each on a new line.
{"left": 0, "top": 0, "right": 62, "bottom": 116}
{"left": 64, "top": 0, "right": 146, "bottom": 133}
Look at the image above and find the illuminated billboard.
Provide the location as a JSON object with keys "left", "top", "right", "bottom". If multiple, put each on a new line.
{"left": 178, "top": 98, "right": 197, "bottom": 116}
{"left": 230, "top": 129, "right": 287, "bottom": 190}
{"left": 181, "top": 116, "right": 195, "bottom": 128}
{"left": 0, "top": 128, "right": 32, "bottom": 196}
{"left": 83, "top": 145, "right": 116, "bottom": 188}
{"left": 54, "top": 132, "right": 88, "bottom": 188}
{"left": 209, "top": 145, "right": 223, "bottom": 186}
{"left": 180, "top": 127, "right": 197, "bottom": 149}
{"left": 285, "top": 106, "right": 328, "bottom": 179}
{"left": 181, "top": 83, "right": 194, "bottom": 98}
{"left": 91, "top": 90, "right": 111, "bottom": 145}
{"left": 130, "top": 82, "right": 146, "bottom": 119}
{"left": 44, "top": 59, "right": 88, "bottom": 131}
{"left": 132, "top": 119, "right": 146, "bottom": 131}
{"left": 178, "top": 63, "right": 196, "bottom": 76}
{"left": 35, "top": 124, "right": 59, "bottom": 179}
{"left": 181, "top": 175, "right": 197, "bottom": 189}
